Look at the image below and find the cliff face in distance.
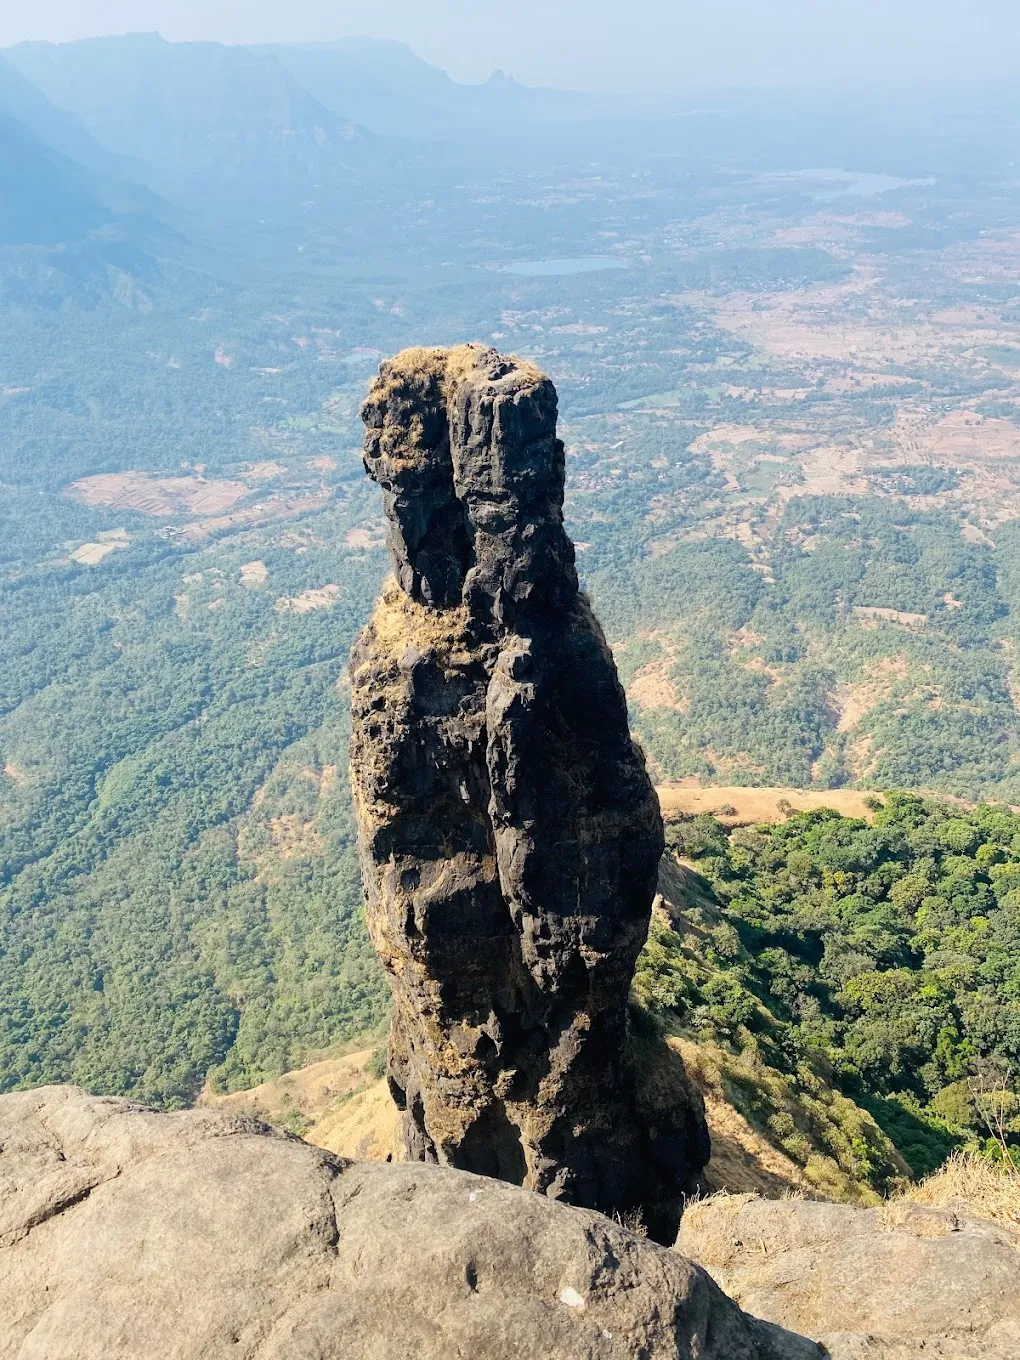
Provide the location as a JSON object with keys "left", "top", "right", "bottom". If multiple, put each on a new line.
{"left": 349, "top": 344, "right": 709, "bottom": 1241}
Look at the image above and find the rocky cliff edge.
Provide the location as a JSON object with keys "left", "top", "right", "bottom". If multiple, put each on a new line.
{"left": 0, "top": 1085, "right": 806, "bottom": 1360}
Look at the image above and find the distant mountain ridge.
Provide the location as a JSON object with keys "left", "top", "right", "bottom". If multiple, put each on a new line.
{"left": 0, "top": 53, "right": 176, "bottom": 305}
{"left": 5, "top": 34, "right": 371, "bottom": 197}
{"left": 4, "top": 32, "right": 638, "bottom": 160}
{"left": 266, "top": 37, "right": 633, "bottom": 139}
{"left": 0, "top": 53, "right": 126, "bottom": 177}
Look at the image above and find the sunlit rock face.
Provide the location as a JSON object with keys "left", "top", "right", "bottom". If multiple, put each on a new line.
{"left": 349, "top": 344, "right": 709, "bottom": 1242}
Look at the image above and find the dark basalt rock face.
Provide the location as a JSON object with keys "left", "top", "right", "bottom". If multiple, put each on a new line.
{"left": 349, "top": 344, "right": 710, "bottom": 1242}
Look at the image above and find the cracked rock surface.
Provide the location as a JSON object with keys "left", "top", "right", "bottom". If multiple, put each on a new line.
{"left": 679, "top": 1193, "right": 1020, "bottom": 1360}
{"left": 349, "top": 345, "right": 709, "bottom": 1242}
{"left": 0, "top": 1086, "right": 811, "bottom": 1360}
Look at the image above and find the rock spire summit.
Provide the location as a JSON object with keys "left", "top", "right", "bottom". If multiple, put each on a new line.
{"left": 349, "top": 344, "right": 708, "bottom": 1240}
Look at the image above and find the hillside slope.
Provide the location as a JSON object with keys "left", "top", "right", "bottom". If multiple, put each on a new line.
{"left": 201, "top": 845, "right": 914, "bottom": 1206}
{"left": 6, "top": 34, "right": 372, "bottom": 196}
{"left": 0, "top": 110, "right": 110, "bottom": 246}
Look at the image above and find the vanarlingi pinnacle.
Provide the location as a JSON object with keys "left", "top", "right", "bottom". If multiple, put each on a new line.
{"left": 349, "top": 344, "right": 709, "bottom": 1241}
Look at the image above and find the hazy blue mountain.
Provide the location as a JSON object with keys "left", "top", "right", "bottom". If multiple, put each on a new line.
{"left": 6, "top": 34, "right": 638, "bottom": 154}
{"left": 0, "top": 149, "right": 165, "bottom": 311}
{"left": 0, "top": 110, "right": 111, "bottom": 246}
{"left": 0, "top": 68, "right": 172, "bottom": 306}
{"left": 268, "top": 38, "right": 635, "bottom": 140}
{"left": 0, "top": 54, "right": 126, "bottom": 176}
{"left": 257, "top": 40, "right": 453, "bottom": 139}
{"left": 0, "top": 105, "right": 166, "bottom": 309}
{"left": 5, "top": 34, "right": 371, "bottom": 196}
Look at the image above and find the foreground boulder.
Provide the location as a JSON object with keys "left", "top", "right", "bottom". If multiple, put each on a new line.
{"left": 349, "top": 344, "right": 708, "bottom": 1242}
{"left": 679, "top": 1192, "right": 1020, "bottom": 1359}
{"left": 0, "top": 1086, "right": 808, "bottom": 1360}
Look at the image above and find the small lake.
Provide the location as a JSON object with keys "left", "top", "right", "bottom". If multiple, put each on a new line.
{"left": 501, "top": 257, "right": 628, "bottom": 277}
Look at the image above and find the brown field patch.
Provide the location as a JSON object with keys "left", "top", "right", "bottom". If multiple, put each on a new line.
{"left": 2, "top": 762, "right": 26, "bottom": 785}
{"left": 931, "top": 305, "right": 1003, "bottom": 326}
{"left": 787, "top": 445, "right": 867, "bottom": 498}
{"left": 689, "top": 265, "right": 1019, "bottom": 377}
{"left": 174, "top": 490, "right": 331, "bottom": 542}
{"left": 70, "top": 539, "right": 126, "bottom": 566}
{"left": 267, "top": 813, "right": 321, "bottom": 859}
{"left": 274, "top": 583, "right": 341, "bottom": 614}
{"left": 890, "top": 407, "right": 1020, "bottom": 465}
{"left": 853, "top": 605, "right": 927, "bottom": 630}
{"left": 239, "top": 560, "right": 268, "bottom": 587}
{"left": 551, "top": 322, "right": 608, "bottom": 335}
{"left": 69, "top": 472, "right": 249, "bottom": 519}
{"left": 823, "top": 371, "right": 917, "bottom": 394}
{"left": 688, "top": 424, "right": 773, "bottom": 454}
{"left": 628, "top": 661, "right": 681, "bottom": 711}
{"left": 689, "top": 424, "right": 812, "bottom": 458}
{"left": 656, "top": 784, "right": 880, "bottom": 824}
{"left": 246, "top": 461, "right": 286, "bottom": 481}
{"left": 344, "top": 526, "right": 386, "bottom": 550}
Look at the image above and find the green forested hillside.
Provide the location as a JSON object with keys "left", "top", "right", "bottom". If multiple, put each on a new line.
{"left": 601, "top": 499, "right": 1020, "bottom": 798}
{"left": 639, "top": 794, "right": 1020, "bottom": 1182}
{"left": 5, "top": 42, "right": 1020, "bottom": 1137}
{"left": 0, "top": 509, "right": 390, "bottom": 1105}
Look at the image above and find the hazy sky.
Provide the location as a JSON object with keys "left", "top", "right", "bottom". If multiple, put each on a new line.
{"left": 1, "top": 0, "right": 1018, "bottom": 91}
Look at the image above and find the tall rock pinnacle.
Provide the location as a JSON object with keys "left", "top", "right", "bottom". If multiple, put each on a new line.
{"left": 349, "top": 344, "right": 709, "bottom": 1241}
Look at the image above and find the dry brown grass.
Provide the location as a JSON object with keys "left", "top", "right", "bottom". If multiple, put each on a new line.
{"left": 381, "top": 345, "right": 447, "bottom": 385}
{"left": 905, "top": 1151, "right": 1020, "bottom": 1235}
{"left": 274, "top": 584, "right": 341, "bottom": 614}
{"left": 832, "top": 656, "right": 910, "bottom": 733}
{"left": 246, "top": 461, "right": 285, "bottom": 481}
{"left": 239, "top": 560, "right": 268, "bottom": 587}
{"left": 656, "top": 785, "right": 881, "bottom": 825}
{"left": 70, "top": 540, "right": 127, "bottom": 566}
{"left": 375, "top": 343, "right": 547, "bottom": 404}
{"left": 441, "top": 341, "right": 488, "bottom": 386}
{"left": 344, "top": 526, "right": 386, "bottom": 550}
{"left": 853, "top": 605, "right": 928, "bottom": 630}
{"left": 444, "top": 341, "right": 546, "bottom": 390}
{"left": 200, "top": 1047, "right": 399, "bottom": 1162}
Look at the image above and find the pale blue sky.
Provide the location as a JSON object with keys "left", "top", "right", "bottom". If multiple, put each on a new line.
{"left": 0, "top": 0, "right": 1017, "bottom": 92}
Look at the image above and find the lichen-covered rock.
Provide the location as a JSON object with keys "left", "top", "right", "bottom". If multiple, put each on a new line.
{"left": 349, "top": 345, "right": 709, "bottom": 1242}
{"left": 0, "top": 1086, "right": 809, "bottom": 1360}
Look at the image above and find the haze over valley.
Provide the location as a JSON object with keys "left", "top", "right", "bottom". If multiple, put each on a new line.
{"left": 4, "top": 23, "right": 1020, "bottom": 1230}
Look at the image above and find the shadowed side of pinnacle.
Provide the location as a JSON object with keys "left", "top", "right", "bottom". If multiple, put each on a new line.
{"left": 349, "top": 344, "right": 710, "bottom": 1242}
